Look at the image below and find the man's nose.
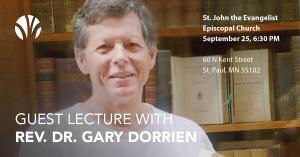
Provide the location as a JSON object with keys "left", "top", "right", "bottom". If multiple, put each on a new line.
{"left": 112, "top": 44, "right": 129, "bottom": 66}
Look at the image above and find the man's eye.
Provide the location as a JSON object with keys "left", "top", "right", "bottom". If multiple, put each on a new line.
{"left": 95, "top": 45, "right": 111, "bottom": 54}
{"left": 128, "top": 43, "right": 139, "bottom": 47}
{"left": 125, "top": 43, "right": 141, "bottom": 51}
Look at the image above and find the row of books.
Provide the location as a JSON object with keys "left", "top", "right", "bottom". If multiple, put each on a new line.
{"left": 31, "top": 0, "right": 300, "bottom": 33}
{"left": 172, "top": 49, "right": 298, "bottom": 124}
{"left": 143, "top": 0, "right": 300, "bottom": 29}
{"left": 144, "top": 50, "right": 172, "bottom": 112}
{"left": 30, "top": 0, "right": 84, "bottom": 33}
{"left": 36, "top": 36, "right": 300, "bottom": 123}
{"left": 170, "top": 37, "right": 300, "bottom": 124}
{"left": 292, "top": 36, "right": 300, "bottom": 118}
{"left": 171, "top": 49, "right": 273, "bottom": 124}
{"left": 36, "top": 58, "right": 91, "bottom": 112}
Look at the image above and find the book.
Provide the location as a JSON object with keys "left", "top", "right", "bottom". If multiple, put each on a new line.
{"left": 234, "top": 149, "right": 251, "bottom": 157}
{"left": 52, "top": 0, "right": 84, "bottom": 32}
{"left": 218, "top": 148, "right": 268, "bottom": 157}
{"left": 220, "top": 149, "right": 269, "bottom": 157}
{"left": 144, "top": 66, "right": 157, "bottom": 106}
{"left": 55, "top": 58, "right": 91, "bottom": 110}
{"left": 217, "top": 139, "right": 275, "bottom": 151}
{"left": 299, "top": 0, "right": 300, "bottom": 21}
{"left": 141, "top": 0, "right": 165, "bottom": 29}
{"left": 269, "top": 144, "right": 281, "bottom": 157}
{"left": 228, "top": 0, "right": 246, "bottom": 25}
{"left": 202, "top": 0, "right": 214, "bottom": 26}
{"left": 294, "top": 53, "right": 300, "bottom": 66}
{"left": 171, "top": 55, "right": 229, "bottom": 124}
{"left": 246, "top": 0, "right": 264, "bottom": 24}
{"left": 273, "top": 52, "right": 296, "bottom": 120}
{"left": 250, "top": 148, "right": 268, "bottom": 157}
{"left": 263, "top": 0, "right": 279, "bottom": 23}
{"left": 217, "top": 150, "right": 234, "bottom": 157}
{"left": 165, "top": 0, "right": 182, "bottom": 28}
{"left": 36, "top": 58, "right": 56, "bottom": 113}
{"left": 291, "top": 36, "right": 300, "bottom": 52}
{"left": 182, "top": 0, "right": 202, "bottom": 27}
{"left": 265, "top": 142, "right": 300, "bottom": 157}
{"left": 230, "top": 49, "right": 274, "bottom": 122}
{"left": 280, "top": 0, "right": 299, "bottom": 22}
{"left": 296, "top": 67, "right": 300, "bottom": 117}
{"left": 291, "top": 36, "right": 300, "bottom": 118}
{"left": 156, "top": 50, "right": 171, "bottom": 112}
{"left": 214, "top": 1, "right": 229, "bottom": 26}
{"left": 225, "top": 51, "right": 234, "bottom": 123}
{"left": 30, "top": 0, "right": 55, "bottom": 33}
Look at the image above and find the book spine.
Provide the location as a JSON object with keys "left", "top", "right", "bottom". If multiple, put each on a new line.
{"left": 228, "top": 49, "right": 235, "bottom": 123}
{"left": 203, "top": 0, "right": 214, "bottom": 26}
{"left": 246, "top": 0, "right": 264, "bottom": 24}
{"left": 170, "top": 56, "right": 184, "bottom": 115}
{"left": 156, "top": 50, "right": 171, "bottom": 112}
{"left": 171, "top": 55, "right": 228, "bottom": 124}
{"left": 141, "top": 0, "right": 165, "bottom": 30}
{"left": 55, "top": 58, "right": 91, "bottom": 110}
{"left": 299, "top": 0, "right": 300, "bottom": 21}
{"left": 144, "top": 66, "right": 157, "bottom": 106}
{"left": 274, "top": 53, "right": 296, "bottom": 120}
{"left": 291, "top": 36, "right": 300, "bottom": 118}
{"left": 234, "top": 149, "right": 251, "bottom": 157}
{"left": 218, "top": 148, "right": 268, "bottom": 157}
{"left": 36, "top": 58, "right": 56, "bottom": 113}
{"left": 228, "top": 0, "right": 246, "bottom": 25}
{"left": 280, "top": 0, "right": 299, "bottom": 22}
{"left": 165, "top": 0, "right": 182, "bottom": 28}
{"left": 214, "top": 1, "right": 229, "bottom": 26}
{"left": 231, "top": 49, "right": 273, "bottom": 122}
{"left": 30, "top": 0, "right": 55, "bottom": 33}
{"left": 52, "top": 0, "right": 84, "bottom": 32}
{"left": 263, "top": 0, "right": 279, "bottom": 23}
{"left": 221, "top": 60, "right": 230, "bottom": 123}
{"left": 182, "top": 0, "right": 202, "bottom": 27}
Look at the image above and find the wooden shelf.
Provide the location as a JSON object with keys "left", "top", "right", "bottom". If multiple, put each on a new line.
{"left": 202, "top": 119, "right": 300, "bottom": 133}
{"left": 36, "top": 33, "right": 74, "bottom": 42}
{"left": 35, "top": 22, "right": 300, "bottom": 42}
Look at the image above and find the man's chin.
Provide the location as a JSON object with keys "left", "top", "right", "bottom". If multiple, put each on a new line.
{"left": 112, "top": 87, "right": 136, "bottom": 97}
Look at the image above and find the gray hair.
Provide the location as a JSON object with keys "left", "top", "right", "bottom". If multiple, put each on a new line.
{"left": 73, "top": 0, "right": 157, "bottom": 55}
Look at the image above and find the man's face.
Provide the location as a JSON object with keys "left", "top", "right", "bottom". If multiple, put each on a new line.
{"left": 78, "top": 12, "right": 156, "bottom": 98}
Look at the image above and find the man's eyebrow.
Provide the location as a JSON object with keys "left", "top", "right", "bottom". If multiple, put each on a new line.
{"left": 127, "top": 36, "right": 144, "bottom": 42}
{"left": 90, "top": 35, "right": 144, "bottom": 47}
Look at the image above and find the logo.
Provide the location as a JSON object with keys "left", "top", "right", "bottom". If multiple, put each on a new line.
{"left": 15, "top": 15, "right": 42, "bottom": 40}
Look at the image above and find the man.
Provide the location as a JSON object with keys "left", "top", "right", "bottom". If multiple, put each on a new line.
{"left": 20, "top": 0, "right": 215, "bottom": 156}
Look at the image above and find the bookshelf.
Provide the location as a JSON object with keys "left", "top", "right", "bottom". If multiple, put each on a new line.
{"left": 30, "top": 0, "right": 300, "bottom": 128}
{"left": 27, "top": 0, "right": 300, "bottom": 156}
{"left": 33, "top": 24, "right": 300, "bottom": 145}
{"left": 36, "top": 33, "right": 73, "bottom": 42}
{"left": 202, "top": 119, "right": 300, "bottom": 133}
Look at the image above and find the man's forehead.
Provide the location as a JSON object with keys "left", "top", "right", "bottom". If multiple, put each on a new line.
{"left": 85, "top": 12, "right": 144, "bottom": 40}
{"left": 89, "top": 12, "right": 141, "bottom": 29}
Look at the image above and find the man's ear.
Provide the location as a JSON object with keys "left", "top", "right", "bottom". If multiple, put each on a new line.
{"left": 149, "top": 48, "right": 157, "bottom": 70}
{"left": 74, "top": 47, "right": 89, "bottom": 75}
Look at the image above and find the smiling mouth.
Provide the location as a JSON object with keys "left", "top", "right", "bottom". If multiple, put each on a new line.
{"left": 109, "top": 72, "right": 135, "bottom": 79}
